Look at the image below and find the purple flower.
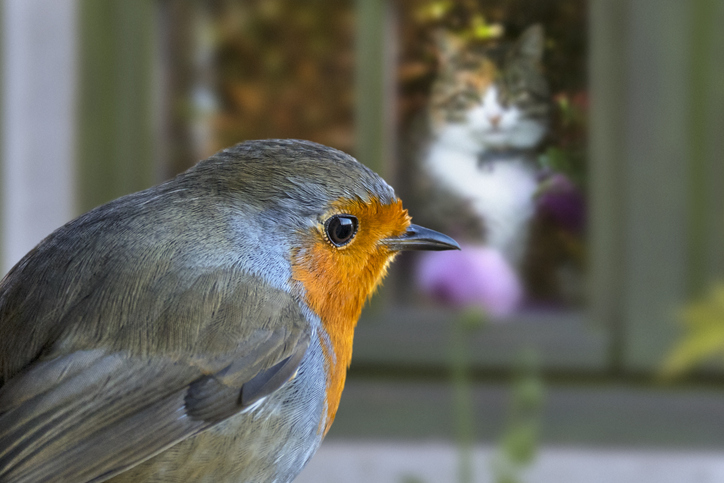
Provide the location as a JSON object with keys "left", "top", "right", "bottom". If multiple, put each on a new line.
{"left": 536, "top": 173, "right": 586, "bottom": 234}
{"left": 416, "top": 245, "right": 522, "bottom": 318}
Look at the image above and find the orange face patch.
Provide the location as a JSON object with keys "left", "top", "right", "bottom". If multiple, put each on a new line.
{"left": 290, "top": 196, "right": 411, "bottom": 434}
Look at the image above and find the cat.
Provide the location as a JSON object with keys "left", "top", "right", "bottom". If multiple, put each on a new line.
{"left": 418, "top": 25, "right": 550, "bottom": 267}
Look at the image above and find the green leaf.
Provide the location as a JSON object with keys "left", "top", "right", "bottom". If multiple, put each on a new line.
{"left": 662, "top": 284, "right": 724, "bottom": 377}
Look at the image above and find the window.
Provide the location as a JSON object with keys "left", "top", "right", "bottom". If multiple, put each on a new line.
{"left": 13, "top": 0, "right": 717, "bottom": 451}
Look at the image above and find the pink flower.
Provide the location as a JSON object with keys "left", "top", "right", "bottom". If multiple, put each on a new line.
{"left": 416, "top": 245, "right": 522, "bottom": 317}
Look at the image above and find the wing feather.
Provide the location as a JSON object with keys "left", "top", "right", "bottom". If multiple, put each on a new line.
{"left": 0, "top": 270, "right": 311, "bottom": 483}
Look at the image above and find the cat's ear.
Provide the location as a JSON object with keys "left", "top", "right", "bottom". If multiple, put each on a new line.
{"left": 513, "top": 24, "right": 545, "bottom": 63}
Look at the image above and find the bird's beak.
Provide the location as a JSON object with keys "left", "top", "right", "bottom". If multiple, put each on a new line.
{"left": 381, "top": 224, "right": 460, "bottom": 252}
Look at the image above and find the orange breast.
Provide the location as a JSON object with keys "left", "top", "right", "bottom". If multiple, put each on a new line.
{"left": 290, "top": 196, "right": 410, "bottom": 435}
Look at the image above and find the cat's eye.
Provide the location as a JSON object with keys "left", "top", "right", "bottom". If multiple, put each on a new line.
{"left": 324, "top": 214, "right": 359, "bottom": 247}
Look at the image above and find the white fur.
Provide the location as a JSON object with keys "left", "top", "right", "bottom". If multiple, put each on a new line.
{"left": 425, "top": 85, "right": 545, "bottom": 265}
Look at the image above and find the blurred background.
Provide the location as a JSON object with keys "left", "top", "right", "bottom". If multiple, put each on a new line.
{"left": 2, "top": 0, "right": 724, "bottom": 481}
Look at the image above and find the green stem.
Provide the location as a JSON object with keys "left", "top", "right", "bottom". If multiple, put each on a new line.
{"left": 451, "top": 309, "right": 485, "bottom": 483}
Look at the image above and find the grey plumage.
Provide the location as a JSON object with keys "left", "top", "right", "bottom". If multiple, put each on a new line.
{"left": 0, "top": 139, "right": 397, "bottom": 483}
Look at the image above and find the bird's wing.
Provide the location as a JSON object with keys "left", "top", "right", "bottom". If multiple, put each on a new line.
{"left": 0, "top": 271, "right": 311, "bottom": 483}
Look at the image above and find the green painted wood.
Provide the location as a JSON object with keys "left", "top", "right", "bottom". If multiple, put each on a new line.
{"left": 0, "top": 2, "right": 4, "bottom": 260}
{"left": 77, "top": 0, "right": 156, "bottom": 214}
{"left": 588, "top": 0, "right": 628, "bottom": 370}
{"left": 688, "top": 0, "right": 724, "bottom": 292}
{"left": 619, "top": 1, "right": 692, "bottom": 370}
{"left": 586, "top": 0, "right": 724, "bottom": 373}
{"left": 156, "top": 0, "right": 198, "bottom": 180}
{"left": 354, "top": 0, "right": 388, "bottom": 176}
{"left": 355, "top": 0, "right": 396, "bottom": 312}
{"left": 689, "top": 0, "right": 724, "bottom": 296}
{"left": 330, "top": 378, "right": 724, "bottom": 448}
{"left": 355, "top": 308, "right": 607, "bottom": 371}
{"left": 613, "top": 0, "right": 724, "bottom": 371}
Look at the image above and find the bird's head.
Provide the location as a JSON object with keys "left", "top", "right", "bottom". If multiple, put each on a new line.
{"left": 186, "top": 139, "right": 458, "bottom": 328}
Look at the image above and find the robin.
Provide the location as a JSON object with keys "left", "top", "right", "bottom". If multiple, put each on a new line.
{"left": 0, "top": 140, "right": 458, "bottom": 483}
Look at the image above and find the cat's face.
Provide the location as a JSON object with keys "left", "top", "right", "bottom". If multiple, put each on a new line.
{"left": 429, "top": 26, "right": 550, "bottom": 153}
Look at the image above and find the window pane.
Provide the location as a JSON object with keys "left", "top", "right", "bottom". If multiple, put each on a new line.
{"left": 159, "top": 0, "right": 355, "bottom": 175}
{"left": 393, "top": 0, "right": 588, "bottom": 316}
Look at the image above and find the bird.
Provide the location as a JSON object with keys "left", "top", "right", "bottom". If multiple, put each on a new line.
{"left": 0, "top": 139, "right": 459, "bottom": 483}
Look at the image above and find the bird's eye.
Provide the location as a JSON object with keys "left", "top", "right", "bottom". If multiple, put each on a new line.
{"left": 324, "top": 215, "right": 359, "bottom": 247}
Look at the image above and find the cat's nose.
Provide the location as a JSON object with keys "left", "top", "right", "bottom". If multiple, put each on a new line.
{"left": 489, "top": 114, "right": 501, "bottom": 127}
